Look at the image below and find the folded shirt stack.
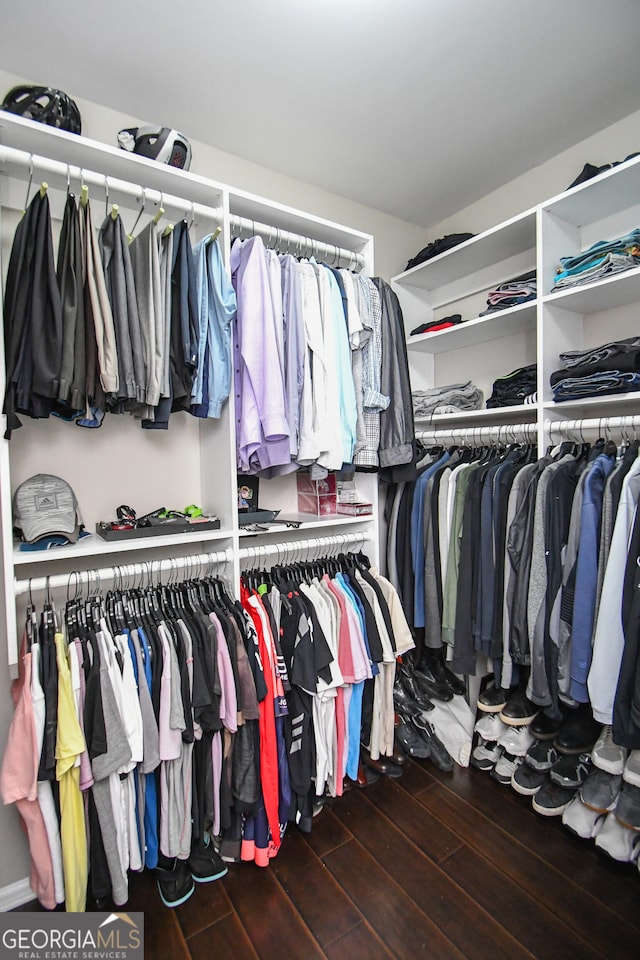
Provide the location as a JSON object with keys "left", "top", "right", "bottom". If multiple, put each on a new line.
{"left": 486, "top": 364, "right": 537, "bottom": 408}
{"left": 410, "top": 314, "right": 463, "bottom": 336}
{"left": 480, "top": 270, "right": 537, "bottom": 315}
{"left": 550, "top": 336, "right": 640, "bottom": 402}
{"left": 412, "top": 381, "right": 483, "bottom": 417}
{"left": 551, "top": 229, "right": 640, "bottom": 292}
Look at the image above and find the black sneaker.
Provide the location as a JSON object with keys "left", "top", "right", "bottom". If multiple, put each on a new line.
{"left": 188, "top": 839, "right": 229, "bottom": 884}
{"left": 477, "top": 682, "right": 508, "bottom": 714}
{"left": 411, "top": 661, "right": 452, "bottom": 703}
{"left": 395, "top": 718, "right": 431, "bottom": 759}
{"left": 525, "top": 739, "right": 559, "bottom": 772}
{"left": 554, "top": 705, "right": 602, "bottom": 756}
{"left": 500, "top": 687, "right": 538, "bottom": 727}
{"left": 549, "top": 753, "right": 592, "bottom": 790}
{"left": 511, "top": 765, "right": 548, "bottom": 796}
{"left": 393, "top": 678, "right": 431, "bottom": 719}
{"left": 155, "top": 858, "right": 196, "bottom": 908}
{"left": 532, "top": 781, "right": 576, "bottom": 817}
{"left": 411, "top": 714, "right": 454, "bottom": 772}
{"left": 614, "top": 782, "right": 640, "bottom": 831}
{"left": 397, "top": 665, "right": 436, "bottom": 712}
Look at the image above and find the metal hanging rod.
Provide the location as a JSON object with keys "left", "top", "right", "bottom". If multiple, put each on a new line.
{"left": 238, "top": 532, "right": 368, "bottom": 564}
{"left": 14, "top": 547, "right": 234, "bottom": 598}
{"left": 416, "top": 422, "right": 538, "bottom": 444}
{"left": 546, "top": 415, "right": 640, "bottom": 438}
{"left": 229, "top": 213, "right": 365, "bottom": 271}
{"left": 0, "top": 144, "right": 223, "bottom": 224}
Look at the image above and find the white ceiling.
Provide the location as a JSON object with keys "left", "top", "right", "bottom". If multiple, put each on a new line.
{"left": 1, "top": 0, "right": 640, "bottom": 228}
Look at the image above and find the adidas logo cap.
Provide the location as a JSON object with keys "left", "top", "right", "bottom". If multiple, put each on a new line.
{"left": 13, "top": 474, "right": 80, "bottom": 544}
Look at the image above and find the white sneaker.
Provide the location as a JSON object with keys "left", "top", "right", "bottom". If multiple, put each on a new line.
{"left": 498, "top": 724, "right": 535, "bottom": 757}
{"left": 492, "top": 752, "right": 523, "bottom": 785}
{"left": 471, "top": 738, "right": 501, "bottom": 772}
{"left": 595, "top": 812, "right": 640, "bottom": 863}
{"left": 591, "top": 725, "right": 627, "bottom": 775}
{"left": 623, "top": 750, "right": 640, "bottom": 787}
{"left": 562, "top": 795, "right": 605, "bottom": 840}
{"left": 474, "top": 713, "right": 508, "bottom": 741}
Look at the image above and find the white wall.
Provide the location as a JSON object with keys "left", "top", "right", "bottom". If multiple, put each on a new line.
{"left": 424, "top": 108, "right": 640, "bottom": 241}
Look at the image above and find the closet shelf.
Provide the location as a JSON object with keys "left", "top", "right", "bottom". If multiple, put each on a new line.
{"left": 542, "top": 392, "right": 640, "bottom": 415}
{"left": 414, "top": 404, "right": 538, "bottom": 427}
{"left": 407, "top": 302, "right": 536, "bottom": 354}
{"left": 393, "top": 209, "right": 536, "bottom": 293}
{"left": 238, "top": 514, "right": 375, "bottom": 538}
{"left": 542, "top": 264, "right": 640, "bottom": 314}
{"left": 0, "top": 111, "right": 226, "bottom": 211}
{"left": 12, "top": 527, "right": 234, "bottom": 566}
{"left": 542, "top": 152, "right": 640, "bottom": 226}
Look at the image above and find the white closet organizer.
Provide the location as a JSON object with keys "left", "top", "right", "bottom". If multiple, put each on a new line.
{"left": 391, "top": 152, "right": 640, "bottom": 451}
{"left": 0, "top": 112, "right": 378, "bottom": 669}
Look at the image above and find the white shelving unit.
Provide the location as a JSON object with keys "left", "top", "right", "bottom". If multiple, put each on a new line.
{"left": 391, "top": 153, "right": 640, "bottom": 449}
{"left": 0, "top": 113, "right": 378, "bottom": 668}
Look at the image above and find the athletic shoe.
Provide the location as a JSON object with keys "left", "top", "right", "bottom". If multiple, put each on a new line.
{"left": 491, "top": 751, "right": 523, "bottom": 785}
{"left": 530, "top": 710, "right": 563, "bottom": 741}
{"left": 595, "top": 812, "right": 640, "bottom": 863}
{"left": 554, "top": 705, "right": 602, "bottom": 755}
{"left": 411, "top": 714, "right": 454, "bottom": 771}
{"left": 549, "top": 753, "right": 592, "bottom": 790}
{"left": 411, "top": 661, "right": 453, "bottom": 703}
{"left": 188, "top": 839, "right": 229, "bottom": 883}
{"left": 591, "top": 724, "right": 627, "bottom": 775}
{"left": 623, "top": 750, "right": 640, "bottom": 787}
{"left": 525, "top": 739, "right": 559, "bottom": 772}
{"left": 155, "top": 858, "right": 196, "bottom": 908}
{"left": 498, "top": 723, "right": 535, "bottom": 757}
{"left": 532, "top": 781, "right": 576, "bottom": 817}
{"left": 579, "top": 768, "right": 622, "bottom": 813}
{"left": 477, "top": 682, "right": 508, "bottom": 714}
{"left": 614, "top": 782, "right": 640, "bottom": 831}
{"left": 500, "top": 687, "right": 539, "bottom": 727}
{"left": 511, "top": 765, "right": 548, "bottom": 796}
{"left": 395, "top": 718, "right": 431, "bottom": 759}
{"left": 474, "top": 712, "right": 508, "bottom": 741}
{"left": 471, "top": 737, "right": 501, "bottom": 772}
{"left": 562, "top": 795, "right": 606, "bottom": 840}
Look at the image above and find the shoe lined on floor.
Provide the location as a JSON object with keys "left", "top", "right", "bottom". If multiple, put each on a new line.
{"left": 395, "top": 670, "right": 434, "bottom": 713}
{"left": 477, "top": 682, "right": 508, "bottom": 714}
{"left": 395, "top": 718, "right": 431, "bottom": 759}
{"left": 361, "top": 747, "right": 404, "bottom": 779}
{"left": 562, "top": 795, "right": 606, "bottom": 840}
{"left": 511, "top": 764, "right": 548, "bottom": 796}
{"left": 525, "top": 739, "right": 559, "bottom": 772}
{"left": 532, "top": 781, "right": 576, "bottom": 817}
{"left": 471, "top": 737, "right": 501, "bottom": 772}
{"left": 579, "top": 768, "right": 622, "bottom": 813}
{"left": 554, "top": 705, "right": 602, "bottom": 756}
{"left": 393, "top": 678, "right": 428, "bottom": 720}
{"left": 623, "top": 750, "right": 640, "bottom": 787}
{"left": 491, "top": 751, "right": 523, "bottom": 785}
{"left": 498, "top": 723, "right": 535, "bottom": 757}
{"left": 530, "top": 710, "right": 563, "bottom": 741}
{"left": 500, "top": 686, "right": 538, "bottom": 727}
{"left": 549, "top": 753, "right": 592, "bottom": 790}
{"left": 474, "top": 712, "right": 508, "bottom": 741}
{"left": 590, "top": 724, "right": 627, "bottom": 775}
{"left": 613, "top": 782, "right": 640, "bottom": 831}
{"left": 411, "top": 714, "right": 454, "bottom": 771}
{"left": 595, "top": 812, "right": 640, "bottom": 863}
{"left": 411, "top": 660, "right": 453, "bottom": 703}
{"left": 155, "top": 857, "right": 196, "bottom": 908}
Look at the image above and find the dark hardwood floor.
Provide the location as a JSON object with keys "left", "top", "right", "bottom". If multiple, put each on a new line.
{"left": 16, "top": 759, "right": 640, "bottom": 958}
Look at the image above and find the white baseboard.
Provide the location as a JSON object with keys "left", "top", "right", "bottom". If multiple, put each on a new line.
{"left": 0, "top": 878, "right": 34, "bottom": 911}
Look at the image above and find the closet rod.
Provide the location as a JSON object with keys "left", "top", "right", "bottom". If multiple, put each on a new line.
{"left": 415, "top": 422, "right": 537, "bottom": 444}
{"left": 238, "top": 532, "right": 368, "bottom": 563}
{"left": 0, "top": 144, "right": 224, "bottom": 224}
{"left": 546, "top": 415, "right": 640, "bottom": 437}
{"left": 13, "top": 548, "right": 234, "bottom": 598}
{"left": 229, "top": 213, "right": 366, "bottom": 271}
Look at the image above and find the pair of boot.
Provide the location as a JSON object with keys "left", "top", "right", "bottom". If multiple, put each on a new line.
{"left": 154, "top": 835, "right": 228, "bottom": 908}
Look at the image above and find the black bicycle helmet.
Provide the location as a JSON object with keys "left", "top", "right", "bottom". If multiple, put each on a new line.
{"left": 1, "top": 85, "right": 82, "bottom": 135}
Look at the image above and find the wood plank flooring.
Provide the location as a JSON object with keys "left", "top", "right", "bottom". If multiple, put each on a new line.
{"left": 16, "top": 759, "right": 640, "bottom": 959}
